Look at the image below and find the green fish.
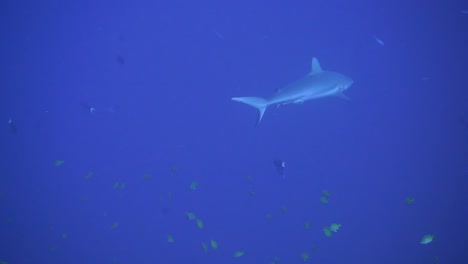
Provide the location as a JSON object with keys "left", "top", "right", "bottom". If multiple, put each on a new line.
{"left": 405, "top": 198, "right": 415, "bottom": 205}
{"left": 420, "top": 234, "right": 434, "bottom": 244}
{"left": 233, "top": 251, "right": 244, "bottom": 257}
{"left": 320, "top": 196, "right": 329, "bottom": 204}
{"left": 330, "top": 223, "right": 341, "bottom": 232}
{"left": 210, "top": 240, "right": 218, "bottom": 249}
{"left": 167, "top": 235, "right": 174, "bottom": 243}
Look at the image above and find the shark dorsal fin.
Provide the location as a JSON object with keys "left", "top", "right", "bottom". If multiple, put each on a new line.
{"left": 310, "top": 57, "right": 322, "bottom": 74}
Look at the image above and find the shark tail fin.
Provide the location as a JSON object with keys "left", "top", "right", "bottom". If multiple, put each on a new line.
{"left": 232, "top": 97, "right": 269, "bottom": 125}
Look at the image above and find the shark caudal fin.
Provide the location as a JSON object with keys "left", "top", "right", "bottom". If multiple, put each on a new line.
{"left": 232, "top": 97, "right": 269, "bottom": 125}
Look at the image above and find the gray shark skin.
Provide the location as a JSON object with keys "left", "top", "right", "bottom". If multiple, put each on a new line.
{"left": 232, "top": 58, "right": 353, "bottom": 125}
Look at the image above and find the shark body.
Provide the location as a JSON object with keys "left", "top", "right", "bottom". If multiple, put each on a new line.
{"left": 232, "top": 57, "right": 353, "bottom": 125}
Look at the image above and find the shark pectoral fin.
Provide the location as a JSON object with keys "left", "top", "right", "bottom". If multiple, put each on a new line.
{"left": 336, "top": 92, "right": 350, "bottom": 100}
{"left": 232, "top": 97, "right": 269, "bottom": 125}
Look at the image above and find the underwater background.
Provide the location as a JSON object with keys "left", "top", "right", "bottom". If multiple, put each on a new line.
{"left": 1, "top": 0, "right": 468, "bottom": 263}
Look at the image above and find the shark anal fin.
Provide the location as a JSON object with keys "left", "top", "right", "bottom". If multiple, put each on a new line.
{"left": 336, "top": 92, "right": 350, "bottom": 100}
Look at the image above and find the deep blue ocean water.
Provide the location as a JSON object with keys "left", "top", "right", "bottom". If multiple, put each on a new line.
{"left": 1, "top": 0, "right": 467, "bottom": 263}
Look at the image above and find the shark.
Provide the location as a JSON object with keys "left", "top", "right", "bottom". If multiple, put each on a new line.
{"left": 232, "top": 57, "right": 353, "bottom": 125}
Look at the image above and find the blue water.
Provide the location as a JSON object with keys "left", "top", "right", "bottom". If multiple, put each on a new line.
{"left": 1, "top": 0, "right": 467, "bottom": 263}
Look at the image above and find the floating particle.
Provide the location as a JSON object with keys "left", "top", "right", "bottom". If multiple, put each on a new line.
{"left": 265, "top": 214, "right": 272, "bottom": 220}
{"left": 171, "top": 166, "right": 178, "bottom": 173}
{"left": 62, "top": 233, "right": 68, "bottom": 239}
{"left": 322, "top": 190, "right": 330, "bottom": 197}
{"left": 142, "top": 174, "right": 152, "bottom": 180}
{"left": 248, "top": 189, "right": 255, "bottom": 196}
{"left": 304, "top": 221, "right": 311, "bottom": 230}
{"left": 54, "top": 160, "right": 64, "bottom": 166}
{"left": 246, "top": 175, "right": 253, "bottom": 182}
{"left": 373, "top": 35, "right": 385, "bottom": 46}
{"left": 85, "top": 172, "right": 93, "bottom": 179}
{"left": 214, "top": 31, "right": 225, "bottom": 40}
{"left": 233, "top": 251, "right": 244, "bottom": 257}
{"left": 301, "top": 252, "right": 310, "bottom": 261}
{"left": 190, "top": 181, "right": 198, "bottom": 190}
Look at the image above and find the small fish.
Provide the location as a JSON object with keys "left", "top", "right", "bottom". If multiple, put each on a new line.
{"left": 273, "top": 160, "right": 286, "bottom": 176}
{"left": 405, "top": 197, "right": 415, "bottom": 205}
{"left": 320, "top": 196, "right": 329, "bottom": 204}
{"left": 421, "top": 234, "right": 434, "bottom": 244}
{"left": 374, "top": 35, "right": 385, "bottom": 46}
{"left": 233, "top": 251, "right": 244, "bottom": 258}
{"left": 80, "top": 101, "right": 95, "bottom": 113}
{"left": 8, "top": 119, "right": 16, "bottom": 135}
{"left": 202, "top": 242, "right": 208, "bottom": 252}
{"left": 116, "top": 55, "right": 125, "bottom": 64}
{"left": 167, "top": 235, "right": 174, "bottom": 243}
{"left": 330, "top": 223, "right": 341, "bottom": 232}
{"left": 210, "top": 240, "right": 218, "bottom": 249}
{"left": 196, "top": 219, "right": 204, "bottom": 229}
{"left": 186, "top": 212, "right": 196, "bottom": 220}
{"left": 214, "top": 31, "right": 224, "bottom": 40}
